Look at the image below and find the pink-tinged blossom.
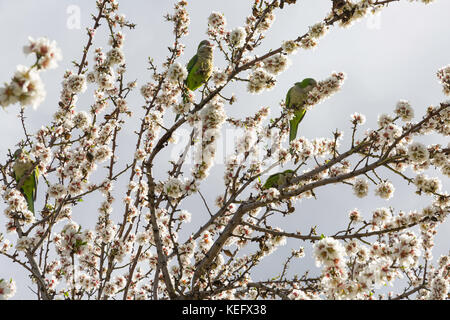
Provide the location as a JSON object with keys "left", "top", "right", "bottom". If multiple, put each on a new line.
{"left": 263, "top": 53, "right": 290, "bottom": 75}
{"left": 353, "top": 177, "right": 369, "bottom": 198}
{"left": 437, "top": 65, "right": 450, "bottom": 95}
{"left": 281, "top": 40, "right": 299, "bottom": 55}
{"left": 395, "top": 100, "right": 414, "bottom": 121}
{"left": 247, "top": 68, "right": 275, "bottom": 94}
{"left": 305, "top": 72, "right": 346, "bottom": 109}
{"left": 167, "top": 62, "right": 188, "bottom": 83}
{"left": 351, "top": 112, "right": 366, "bottom": 125}
{"left": 0, "top": 66, "right": 46, "bottom": 109}
{"left": 208, "top": 12, "right": 226, "bottom": 32}
{"left": 374, "top": 181, "right": 395, "bottom": 200}
{"left": 23, "top": 37, "right": 62, "bottom": 70}
{"left": 0, "top": 278, "right": 16, "bottom": 300}
{"left": 407, "top": 142, "right": 429, "bottom": 164}
{"left": 229, "top": 27, "right": 246, "bottom": 48}
{"left": 414, "top": 174, "right": 441, "bottom": 195}
{"left": 65, "top": 74, "right": 87, "bottom": 94}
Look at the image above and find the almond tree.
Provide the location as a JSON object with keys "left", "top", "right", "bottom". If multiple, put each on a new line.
{"left": 0, "top": 0, "right": 448, "bottom": 300}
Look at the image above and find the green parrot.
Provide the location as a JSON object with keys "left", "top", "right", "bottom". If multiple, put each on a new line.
{"left": 177, "top": 40, "right": 214, "bottom": 121}
{"left": 13, "top": 149, "right": 39, "bottom": 214}
{"left": 262, "top": 169, "right": 295, "bottom": 190}
{"left": 286, "top": 78, "right": 318, "bottom": 142}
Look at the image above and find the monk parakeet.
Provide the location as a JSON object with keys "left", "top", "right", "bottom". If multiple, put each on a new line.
{"left": 186, "top": 40, "right": 214, "bottom": 92}
{"left": 177, "top": 40, "right": 214, "bottom": 121}
{"left": 286, "top": 78, "right": 317, "bottom": 142}
{"left": 13, "top": 149, "right": 39, "bottom": 214}
{"left": 262, "top": 169, "right": 295, "bottom": 190}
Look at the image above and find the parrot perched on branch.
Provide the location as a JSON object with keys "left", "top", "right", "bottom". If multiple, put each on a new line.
{"left": 185, "top": 40, "right": 214, "bottom": 93}
{"left": 262, "top": 169, "right": 295, "bottom": 190}
{"left": 286, "top": 78, "right": 317, "bottom": 142}
{"left": 176, "top": 40, "right": 214, "bottom": 122}
{"left": 13, "top": 149, "right": 39, "bottom": 214}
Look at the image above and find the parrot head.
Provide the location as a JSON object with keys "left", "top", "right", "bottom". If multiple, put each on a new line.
{"left": 283, "top": 169, "right": 295, "bottom": 176}
{"left": 198, "top": 40, "right": 212, "bottom": 49}
{"left": 296, "top": 78, "right": 317, "bottom": 89}
{"left": 13, "top": 149, "right": 24, "bottom": 159}
{"left": 197, "top": 40, "right": 214, "bottom": 56}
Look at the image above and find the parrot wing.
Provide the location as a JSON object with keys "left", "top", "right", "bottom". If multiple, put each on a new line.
{"left": 185, "top": 54, "right": 200, "bottom": 91}
{"left": 186, "top": 54, "right": 198, "bottom": 76}
{"left": 21, "top": 175, "right": 36, "bottom": 214}
{"left": 13, "top": 158, "right": 39, "bottom": 214}
{"left": 262, "top": 173, "right": 281, "bottom": 190}
{"left": 179, "top": 54, "right": 200, "bottom": 119}
{"left": 32, "top": 166, "right": 39, "bottom": 201}
{"left": 289, "top": 108, "right": 306, "bottom": 142}
{"left": 285, "top": 87, "right": 293, "bottom": 109}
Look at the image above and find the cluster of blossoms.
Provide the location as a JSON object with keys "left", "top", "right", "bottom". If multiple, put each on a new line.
{"left": 164, "top": 177, "right": 186, "bottom": 199}
{"left": 0, "top": 66, "right": 45, "bottom": 109}
{"left": 304, "top": 72, "right": 346, "bottom": 109}
{"left": 228, "top": 27, "right": 247, "bottom": 48}
{"left": 281, "top": 40, "right": 299, "bottom": 55}
{"left": 313, "top": 237, "right": 348, "bottom": 292}
{"left": 64, "top": 74, "right": 88, "bottom": 95}
{"left": 407, "top": 142, "right": 429, "bottom": 164}
{"left": 352, "top": 177, "right": 369, "bottom": 198}
{"left": 166, "top": 0, "right": 190, "bottom": 37}
{"left": 256, "top": 11, "right": 275, "bottom": 32}
{"left": 327, "top": 0, "right": 378, "bottom": 29}
{"left": 0, "top": 278, "right": 16, "bottom": 300}
{"left": 211, "top": 68, "right": 228, "bottom": 87}
{"left": 227, "top": 106, "right": 270, "bottom": 129}
{"left": 191, "top": 98, "right": 227, "bottom": 180}
{"left": 299, "top": 22, "right": 329, "bottom": 50}
{"left": 208, "top": 11, "right": 227, "bottom": 36}
{"left": 23, "top": 37, "right": 63, "bottom": 70}
{"left": 437, "top": 65, "right": 450, "bottom": 96}
{"left": 290, "top": 136, "right": 323, "bottom": 163}
{"left": 85, "top": 47, "right": 122, "bottom": 95}
{"left": 54, "top": 222, "right": 93, "bottom": 256}
{"left": 2, "top": 188, "right": 34, "bottom": 226}
{"left": 414, "top": 174, "right": 441, "bottom": 195}
{"left": 351, "top": 112, "right": 366, "bottom": 125}
{"left": 394, "top": 100, "right": 415, "bottom": 122}
{"left": 312, "top": 225, "right": 431, "bottom": 299}
{"left": 167, "top": 62, "right": 188, "bottom": 84}
{"left": 374, "top": 181, "right": 395, "bottom": 200}
{"left": 247, "top": 69, "right": 276, "bottom": 94}
{"left": 262, "top": 53, "right": 290, "bottom": 75}
{"left": 0, "top": 37, "right": 62, "bottom": 109}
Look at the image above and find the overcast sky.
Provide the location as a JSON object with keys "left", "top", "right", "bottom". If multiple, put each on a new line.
{"left": 0, "top": 0, "right": 449, "bottom": 299}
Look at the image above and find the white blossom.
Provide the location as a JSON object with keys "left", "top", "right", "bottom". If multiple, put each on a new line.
{"left": 375, "top": 181, "right": 395, "bottom": 200}
{"left": 353, "top": 178, "right": 369, "bottom": 198}
{"left": 0, "top": 279, "right": 16, "bottom": 300}
{"left": 167, "top": 62, "right": 188, "bottom": 84}
{"left": 229, "top": 27, "right": 246, "bottom": 47}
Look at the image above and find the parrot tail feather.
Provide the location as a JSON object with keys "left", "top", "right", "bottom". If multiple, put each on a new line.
{"left": 27, "top": 196, "right": 35, "bottom": 214}
{"left": 20, "top": 190, "right": 34, "bottom": 214}
{"left": 289, "top": 120, "right": 298, "bottom": 142}
{"left": 289, "top": 110, "right": 307, "bottom": 142}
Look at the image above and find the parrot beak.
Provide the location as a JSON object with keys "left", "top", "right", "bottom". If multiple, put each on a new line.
{"left": 203, "top": 41, "right": 214, "bottom": 49}
{"left": 13, "top": 149, "right": 22, "bottom": 159}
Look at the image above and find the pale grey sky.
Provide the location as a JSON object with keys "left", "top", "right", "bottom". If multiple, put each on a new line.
{"left": 0, "top": 0, "right": 449, "bottom": 299}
